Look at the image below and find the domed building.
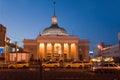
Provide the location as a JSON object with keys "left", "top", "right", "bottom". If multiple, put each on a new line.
{"left": 23, "top": 2, "right": 90, "bottom": 62}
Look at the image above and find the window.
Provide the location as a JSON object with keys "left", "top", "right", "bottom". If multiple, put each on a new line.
{"left": 103, "top": 64, "right": 108, "bottom": 67}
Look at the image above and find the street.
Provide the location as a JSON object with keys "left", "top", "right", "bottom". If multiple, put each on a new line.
{"left": 0, "top": 68, "right": 119, "bottom": 80}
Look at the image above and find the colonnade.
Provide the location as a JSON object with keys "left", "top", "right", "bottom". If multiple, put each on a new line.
{"left": 37, "top": 42, "right": 78, "bottom": 61}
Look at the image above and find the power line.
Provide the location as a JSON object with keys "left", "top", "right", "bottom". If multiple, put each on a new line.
{"left": 7, "top": 34, "right": 23, "bottom": 40}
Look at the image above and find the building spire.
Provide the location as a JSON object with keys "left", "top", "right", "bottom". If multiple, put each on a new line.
{"left": 52, "top": 0, "right": 57, "bottom": 24}
{"left": 53, "top": 1, "right": 56, "bottom": 16}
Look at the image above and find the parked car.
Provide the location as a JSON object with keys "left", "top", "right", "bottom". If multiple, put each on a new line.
{"left": 42, "top": 61, "right": 60, "bottom": 68}
{"left": 8, "top": 61, "right": 29, "bottom": 69}
{"left": 0, "top": 63, "right": 8, "bottom": 69}
{"left": 91, "top": 62, "right": 120, "bottom": 72}
{"left": 83, "top": 61, "right": 93, "bottom": 68}
{"left": 65, "top": 61, "right": 92, "bottom": 68}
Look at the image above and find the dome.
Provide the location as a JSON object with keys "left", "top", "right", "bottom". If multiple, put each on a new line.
{"left": 41, "top": 24, "right": 68, "bottom": 36}
{"left": 41, "top": 2, "right": 68, "bottom": 36}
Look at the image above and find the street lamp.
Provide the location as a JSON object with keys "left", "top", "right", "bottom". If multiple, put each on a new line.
{"left": 97, "top": 45, "right": 103, "bottom": 62}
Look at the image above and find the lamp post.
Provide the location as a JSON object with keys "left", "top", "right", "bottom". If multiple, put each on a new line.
{"left": 97, "top": 45, "right": 103, "bottom": 62}
{"left": 15, "top": 42, "right": 17, "bottom": 62}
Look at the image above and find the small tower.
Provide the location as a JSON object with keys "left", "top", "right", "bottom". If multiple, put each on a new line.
{"left": 52, "top": 1, "right": 57, "bottom": 24}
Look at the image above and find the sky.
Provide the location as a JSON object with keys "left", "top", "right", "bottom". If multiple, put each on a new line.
{"left": 0, "top": 0, "right": 120, "bottom": 50}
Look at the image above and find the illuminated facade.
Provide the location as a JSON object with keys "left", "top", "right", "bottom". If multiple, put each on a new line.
{"left": 23, "top": 3, "right": 90, "bottom": 62}
{"left": 23, "top": 16, "right": 90, "bottom": 62}
{"left": 101, "top": 44, "right": 120, "bottom": 63}
{"left": 9, "top": 52, "right": 30, "bottom": 62}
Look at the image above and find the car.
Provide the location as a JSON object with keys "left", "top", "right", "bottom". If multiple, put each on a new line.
{"left": 8, "top": 61, "right": 29, "bottom": 69}
{"left": 91, "top": 62, "right": 120, "bottom": 72}
{"left": 65, "top": 61, "right": 84, "bottom": 68}
{"left": 64, "top": 61, "right": 92, "bottom": 68}
{"left": 0, "top": 63, "right": 8, "bottom": 69}
{"left": 83, "top": 61, "right": 93, "bottom": 68}
{"left": 42, "top": 61, "right": 60, "bottom": 68}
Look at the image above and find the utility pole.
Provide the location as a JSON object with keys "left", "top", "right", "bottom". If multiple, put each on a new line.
{"left": 15, "top": 42, "right": 17, "bottom": 62}
{"left": 4, "top": 30, "right": 6, "bottom": 64}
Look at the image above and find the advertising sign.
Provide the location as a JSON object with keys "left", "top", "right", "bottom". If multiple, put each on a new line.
{"left": 89, "top": 51, "right": 94, "bottom": 57}
{"left": 0, "top": 47, "right": 4, "bottom": 53}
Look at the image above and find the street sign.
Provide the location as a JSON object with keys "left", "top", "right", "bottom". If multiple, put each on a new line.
{"left": 0, "top": 47, "right": 4, "bottom": 53}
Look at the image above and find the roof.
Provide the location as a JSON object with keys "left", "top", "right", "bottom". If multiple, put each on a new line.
{"left": 41, "top": 24, "right": 68, "bottom": 36}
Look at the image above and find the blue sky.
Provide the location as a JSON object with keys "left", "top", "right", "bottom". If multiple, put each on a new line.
{"left": 0, "top": 0, "right": 120, "bottom": 50}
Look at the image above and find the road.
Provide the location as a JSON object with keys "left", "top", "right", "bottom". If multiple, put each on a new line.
{"left": 0, "top": 68, "right": 119, "bottom": 80}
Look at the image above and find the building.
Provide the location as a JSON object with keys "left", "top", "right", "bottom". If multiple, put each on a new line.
{"left": 23, "top": 2, "right": 90, "bottom": 62}
{"left": 0, "top": 24, "right": 6, "bottom": 47}
{"left": 101, "top": 44, "right": 120, "bottom": 63}
{"left": 9, "top": 52, "right": 30, "bottom": 62}
{"left": 92, "top": 44, "right": 120, "bottom": 63}
{"left": 0, "top": 24, "right": 6, "bottom": 62}
{"left": 0, "top": 24, "right": 22, "bottom": 62}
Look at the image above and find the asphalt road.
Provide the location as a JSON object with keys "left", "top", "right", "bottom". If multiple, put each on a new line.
{"left": 0, "top": 68, "right": 119, "bottom": 80}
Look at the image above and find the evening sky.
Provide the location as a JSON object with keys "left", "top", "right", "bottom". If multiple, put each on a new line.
{"left": 0, "top": 0, "right": 120, "bottom": 50}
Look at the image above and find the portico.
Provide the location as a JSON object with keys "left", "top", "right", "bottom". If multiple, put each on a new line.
{"left": 36, "top": 36, "right": 78, "bottom": 61}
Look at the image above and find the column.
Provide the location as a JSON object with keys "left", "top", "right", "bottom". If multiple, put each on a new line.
{"left": 68, "top": 43, "right": 71, "bottom": 60}
{"left": 52, "top": 43, "right": 55, "bottom": 60}
{"left": 37, "top": 43, "right": 40, "bottom": 60}
{"left": 61, "top": 43, "right": 64, "bottom": 61}
{"left": 75, "top": 43, "right": 79, "bottom": 61}
{"left": 44, "top": 43, "right": 47, "bottom": 60}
